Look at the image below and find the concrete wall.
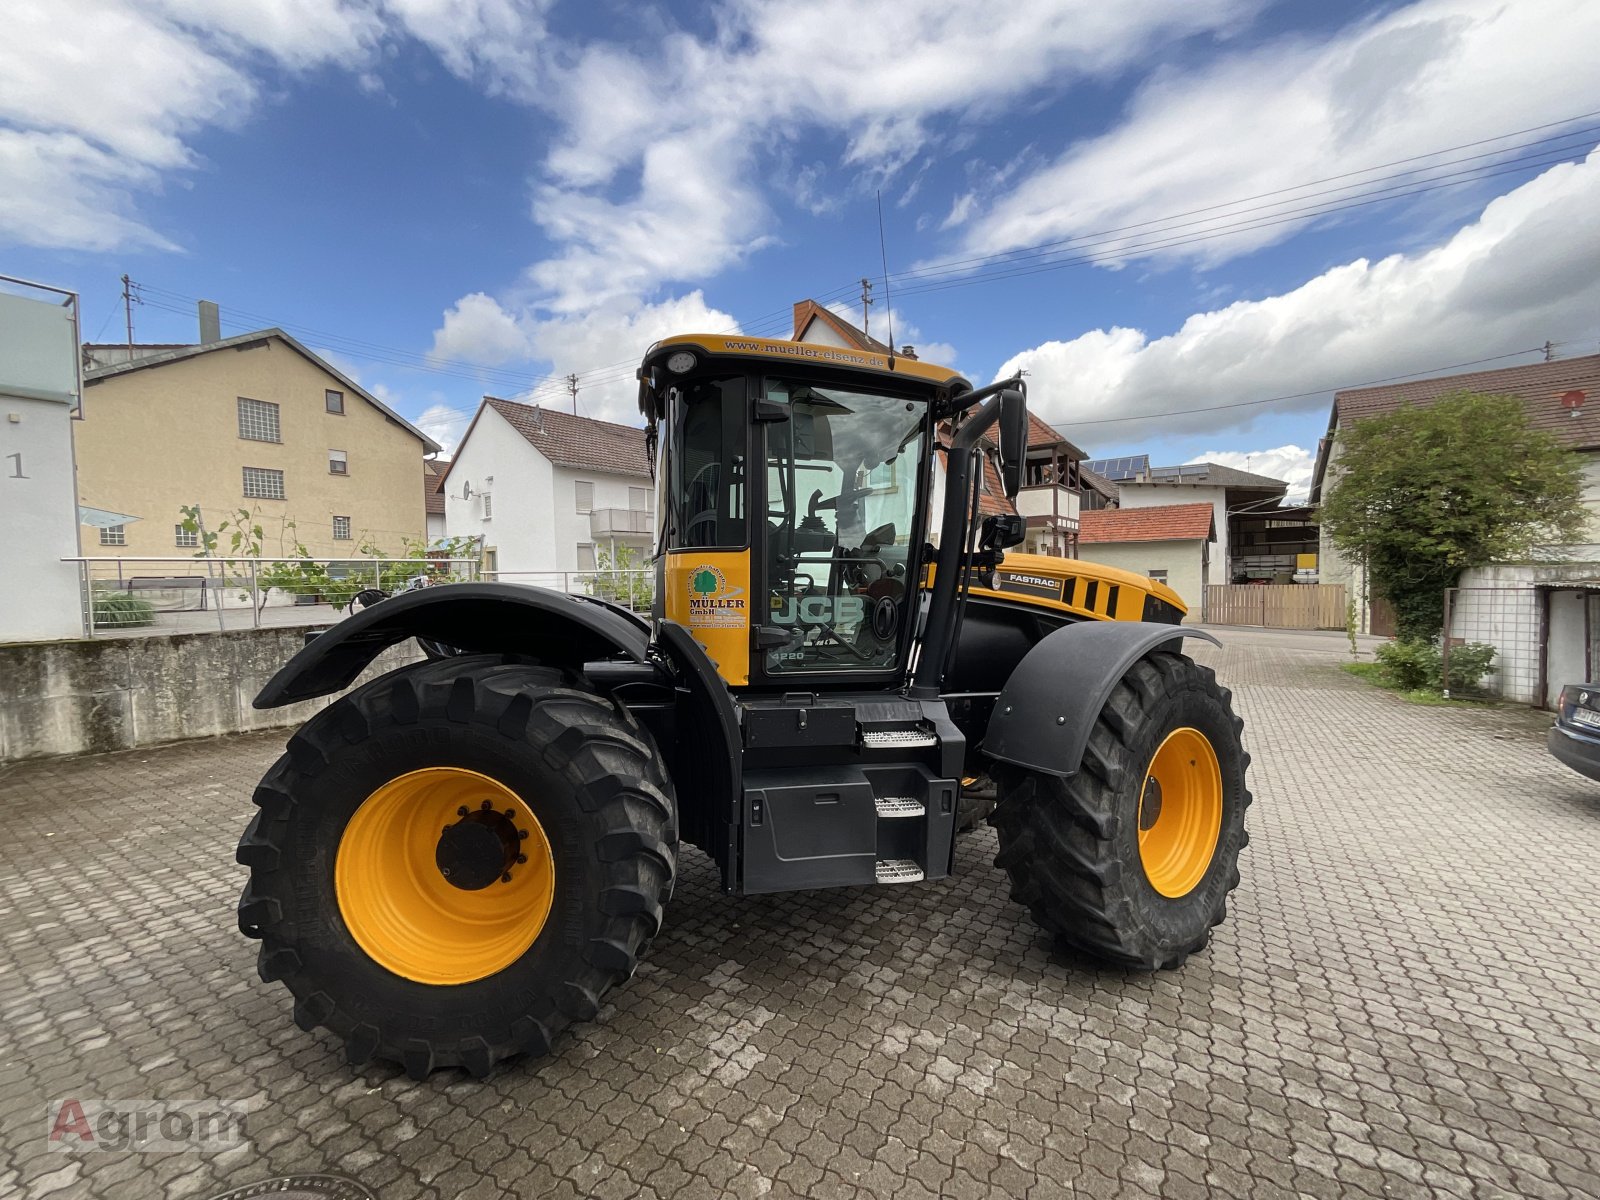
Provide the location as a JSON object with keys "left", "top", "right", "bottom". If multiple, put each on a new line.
{"left": 0, "top": 627, "right": 420, "bottom": 762}
{"left": 1079, "top": 538, "right": 1209, "bottom": 621}
{"left": 76, "top": 337, "right": 428, "bottom": 559}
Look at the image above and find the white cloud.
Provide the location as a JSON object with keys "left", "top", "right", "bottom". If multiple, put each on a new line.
{"left": 1187, "top": 446, "right": 1315, "bottom": 500}
{"left": 417, "top": 401, "right": 466, "bottom": 457}
{"left": 995, "top": 150, "right": 1600, "bottom": 445}
{"left": 955, "top": 0, "right": 1600, "bottom": 269}
{"left": 381, "top": 0, "right": 550, "bottom": 100}
{"left": 0, "top": 131, "right": 175, "bottom": 251}
{"left": 429, "top": 292, "right": 534, "bottom": 364}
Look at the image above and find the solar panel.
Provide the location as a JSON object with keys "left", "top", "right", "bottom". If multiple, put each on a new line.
{"left": 1082, "top": 454, "right": 1149, "bottom": 481}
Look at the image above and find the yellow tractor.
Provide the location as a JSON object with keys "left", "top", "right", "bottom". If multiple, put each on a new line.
{"left": 238, "top": 334, "right": 1250, "bottom": 1078}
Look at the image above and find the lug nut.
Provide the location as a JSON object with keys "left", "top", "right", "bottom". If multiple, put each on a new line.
{"left": 481, "top": 800, "right": 493, "bottom": 811}
{"left": 516, "top": 854, "right": 527, "bottom": 864}
{"left": 457, "top": 806, "right": 469, "bottom": 817}
{"left": 500, "top": 872, "right": 512, "bottom": 884}
{"left": 518, "top": 830, "right": 529, "bottom": 840}
{"left": 505, "top": 809, "right": 515, "bottom": 819}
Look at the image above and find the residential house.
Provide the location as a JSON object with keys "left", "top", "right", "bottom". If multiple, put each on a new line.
{"left": 792, "top": 299, "right": 912, "bottom": 358}
{"left": 1, "top": 281, "right": 83, "bottom": 643}
{"left": 1077, "top": 503, "right": 1216, "bottom": 621}
{"left": 1115, "top": 462, "right": 1291, "bottom": 583}
{"left": 1311, "top": 352, "right": 1600, "bottom": 701}
{"left": 443, "top": 398, "right": 653, "bottom": 579}
{"left": 423, "top": 458, "right": 449, "bottom": 542}
{"left": 77, "top": 308, "right": 438, "bottom": 558}
{"left": 1014, "top": 414, "right": 1086, "bottom": 557}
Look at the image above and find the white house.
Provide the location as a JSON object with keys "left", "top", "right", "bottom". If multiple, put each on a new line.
{"left": 1115, "top": 462, "right": 1288, "bottom": 583}
{"left": 443, "top": 398, "right": 654, "bottom": 581}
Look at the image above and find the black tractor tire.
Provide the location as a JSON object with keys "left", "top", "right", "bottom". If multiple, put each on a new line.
{"left": 236, "top": 655, "right": 676, "bottom": 1079}
{"left": 991, "top": 650, "right": 1249, "bottom": 969}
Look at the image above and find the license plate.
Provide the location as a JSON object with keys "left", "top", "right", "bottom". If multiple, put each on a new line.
{"left": 1573, "top": 707, "right": 1600, "bottom": 730}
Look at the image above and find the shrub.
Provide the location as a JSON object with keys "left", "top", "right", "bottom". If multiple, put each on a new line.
{"left": 93, "top": 592, "right": 156, "bottom": 629}
{"left": 1440, "top": 641, "right": 1496, "bottom": 694}
{"left": 1374, "top": 639, "right": 1438, "bottom": 690}
{"left": 1373, "top": 637, "right": 1496, "bottom": 694}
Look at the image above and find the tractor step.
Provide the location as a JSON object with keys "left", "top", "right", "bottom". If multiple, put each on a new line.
{"left": 861, "top": 727, "right": 938, "bottom": 748}
{"left": 874, "top": 796, "right": 924, "bottom": 818}
{"left": 875, "top": 858, "right": 925, "bottom": 884}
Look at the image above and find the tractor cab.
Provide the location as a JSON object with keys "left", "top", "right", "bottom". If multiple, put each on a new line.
{"left": 637, "top": 334, "right": 1027, "bottom": 693}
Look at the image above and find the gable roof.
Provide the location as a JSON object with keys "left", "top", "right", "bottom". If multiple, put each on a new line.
{"left": 1078, "top": 465, "right": 1120, "bottom": 504}
{"left": 791, "top": 299, "right": 894, "bottom": 354}
{"left": 479, "top": 397, "right": 651, "bottom": 477}
{"left": 423, "top": 458, "right": 449, "bottom": 515}
{"left": 1311, "top": 352, "right": 1600, "bottom": 501}
{"left": 82, "top": 328, "right": 441, "bottom": 452}
{"left": 1080, "top": 502, "right": 1215, "bottom": 544}
{"left": 1122, "top": 461, "right": 1289, "bottom": 491}
{"left": 1025, "top": 413, "right": 1087, "bottom": 458}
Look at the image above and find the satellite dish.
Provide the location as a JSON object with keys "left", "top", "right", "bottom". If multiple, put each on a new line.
{"left": 461, "top": 481, "right": 474, "bottom": 500}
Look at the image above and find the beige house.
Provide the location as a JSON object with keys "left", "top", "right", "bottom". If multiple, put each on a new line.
{"left": 1077, "top": 502, "right": 1216, "bottom": 621}
{"left": 78, "top": 326, "right": 439, "bottom": 559}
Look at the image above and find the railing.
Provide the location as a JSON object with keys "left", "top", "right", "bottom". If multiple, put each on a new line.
{"left": 589, "top": 508, "right": 654, "bottom": 536}
{"left": 65, "top": 558, "right": 657, "bottom": 637}
{"left": 66, "top": 557, "right": 482, "bottom": 638}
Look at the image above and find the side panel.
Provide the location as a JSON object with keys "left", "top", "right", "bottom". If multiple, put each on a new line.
{"left": 983, "top": 621, "right": 1220, "bottom": 778}
{"left": 663, "top": 550, "right": 752, "bottom": 687}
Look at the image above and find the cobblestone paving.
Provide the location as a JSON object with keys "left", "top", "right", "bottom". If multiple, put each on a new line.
{"left": 2, "top": 631, "right": 1598, "bottom": 1200}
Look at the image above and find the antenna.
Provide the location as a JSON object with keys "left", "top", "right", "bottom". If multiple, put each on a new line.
{"left": 876, "top": 191, "right": 895, "bottom": 370}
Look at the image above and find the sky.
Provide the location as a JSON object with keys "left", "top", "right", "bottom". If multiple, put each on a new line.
{"left": 5, "top": 0, "right": 1600, "bottom": 502}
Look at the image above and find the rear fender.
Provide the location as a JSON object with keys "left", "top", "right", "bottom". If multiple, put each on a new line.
{"left": 253, "top": 582, "right": 650, "bottom": 708}
{"left": 982, "top": 621, "right": 1220, "bottom": 778}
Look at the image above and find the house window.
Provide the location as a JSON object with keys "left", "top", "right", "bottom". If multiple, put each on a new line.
{"left": 243, "top": 466, "right": 285, "bottom": 500}
{"left": 325, "top": 389, "right": 344, "bottom": 414}
{"left": 1149, "top": 569, "right": 1169, "bottom": 584}
{"left": 329, "top": 449, "right": 348, "bottom": 475}
{"left": 576, "top": 543, "right": 596, "bottom": 571}
{"left": 99, "top": 524, "right": 126, "bottom": 547}
{"left": 333, "top": 515, "right": 351, "bottom": 541}
{"left": 237, "top": 397, "right": 281, "bottom": 443}
{"left": 174, "top": 524, "right": 198, "bottom": 548}
{"left": 575, "top": 481, "right": 594, "bottom": 513}
{"left": 628, "top": 486, "right": 651, "bottom": 512}
{"left": 482, "top": 493, "right": 493, "bottom": 519}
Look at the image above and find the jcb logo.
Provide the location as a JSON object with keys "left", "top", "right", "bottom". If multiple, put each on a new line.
{"left": 772, "top": 596, "right": 866, "bottom": 626}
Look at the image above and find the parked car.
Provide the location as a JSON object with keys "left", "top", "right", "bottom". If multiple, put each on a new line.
{"left": 1549, "top": 683, "right": 1600, "bottom": 782}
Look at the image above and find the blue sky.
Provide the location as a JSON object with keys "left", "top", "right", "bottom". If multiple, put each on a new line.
{"left": 5, "top": 0, "right": 1600, "bottom": 497}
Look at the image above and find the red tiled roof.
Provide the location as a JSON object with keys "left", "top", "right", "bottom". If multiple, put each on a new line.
{"left": 1080, "top": 502, "right": 1214, "bottom": 544}
{"left": 791, "top": 299, "right": 893, "bottom": 354}
{"left": 483, "top": 397, "right": 651, "bottom": 477}
{"left": 423, "top": 459, "right": 449, "bottom": 515}
{"left": 1333, "top": 353, "right": 1600, "bottom": 449}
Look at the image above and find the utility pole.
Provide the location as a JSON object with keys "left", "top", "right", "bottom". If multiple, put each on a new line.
{"left": 566, "top": 373, "right": 579, "bottom": 415}
{"left": 1544, "top": 340, "right": 1554, "bottom": 362}
{"left": 859, "top": 277, "right": 874, "bottom": 339}
{"left": 120, "top": 274, "right": 138, "bottom": 351}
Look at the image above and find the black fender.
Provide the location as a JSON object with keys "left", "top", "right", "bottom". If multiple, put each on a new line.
{"left": 253, "top": 582, "right": 650, "bottom": 708}
{"left": 982, "top": 621, "right": 1221, "bottom": 778}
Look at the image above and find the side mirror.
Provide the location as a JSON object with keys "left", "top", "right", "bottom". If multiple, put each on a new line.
{"left": 979, "top": 512, "right": 1026, "bottom": 550}
{"left": 998, "top": 387, "right": 1026, "bottom": 500}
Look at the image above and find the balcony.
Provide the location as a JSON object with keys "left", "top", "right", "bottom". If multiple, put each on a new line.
{"left": 1015, "top": 484, "right": 1081, "bottom": 526}
{"left": 590, "top": 507, "right": 654, "bottom": 537}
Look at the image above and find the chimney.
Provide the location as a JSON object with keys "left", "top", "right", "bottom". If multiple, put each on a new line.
{"left": 198, "top": 300, "right": 221, "bottom": 345}
{"left": 900, "top": 345, "right": 918, "bottom": 360}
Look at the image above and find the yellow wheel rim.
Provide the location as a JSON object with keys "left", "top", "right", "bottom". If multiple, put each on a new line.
{"left": 1137, "top": 727, "right": 1223, "bottom": 899}
{"left": 335, "top": 767, "right": 555, "bottom": 985}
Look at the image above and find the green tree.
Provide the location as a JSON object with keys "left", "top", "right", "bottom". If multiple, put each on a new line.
{"left": 1319, "top": 391, "right": 1586, "bottom": 639}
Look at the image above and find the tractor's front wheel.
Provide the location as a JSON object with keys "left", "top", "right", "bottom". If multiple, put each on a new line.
{"left": 991, "top": 651, "right": 1249, "bottom": 969}
{"left": 237, "top": 656, "right": 676, "bottom": 1078}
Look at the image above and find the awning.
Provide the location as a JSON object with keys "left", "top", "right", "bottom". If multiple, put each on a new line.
{"left": 78, "top": 506, "right": 143, "bottom": 528}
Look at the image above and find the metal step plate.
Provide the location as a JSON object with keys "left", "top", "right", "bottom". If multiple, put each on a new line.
{"left": 861, "top": 728, "right": 938, "bottom": 748}
{"left": 875, "top": 858, "right": 925, "bottom": 884}
{"left": 874, "top": 796, "right": 925, "bottom": 818}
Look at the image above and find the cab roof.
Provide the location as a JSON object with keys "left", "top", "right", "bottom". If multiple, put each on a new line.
{"left": 642, "top": 333, "right": 971, "bottom": 392}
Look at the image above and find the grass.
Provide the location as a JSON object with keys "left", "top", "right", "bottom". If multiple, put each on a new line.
{"left": 1339, "top": 662, "right": 1492, "bottom": 708}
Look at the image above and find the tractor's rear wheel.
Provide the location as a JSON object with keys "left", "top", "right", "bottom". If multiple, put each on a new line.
{"left": 237, "top": 655, "right": 676, "bottom": 1078}
{"left": 991, "top": 651, "right": 1249, "bottom": 969}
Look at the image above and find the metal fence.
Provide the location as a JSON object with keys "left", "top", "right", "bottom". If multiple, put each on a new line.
{"left": 66, "top": 558, "right": 657, "bottom": 638}
{"left": 1441, "top": 586, "right": 1541, "bottom": 703}
{"left": 1202, "top": 583, "right": 1347, "bottom": 630}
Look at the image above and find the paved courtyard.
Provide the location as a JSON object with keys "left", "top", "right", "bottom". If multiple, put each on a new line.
{"left": 1, "top": 628, "right": 1597, "bottom": 1200}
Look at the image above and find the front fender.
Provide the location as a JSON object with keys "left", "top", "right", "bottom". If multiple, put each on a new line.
{"left": 982, "top": 621, "right": 1220, "bottom": 778}
{"left": 253, "top": 582, "right": 649, "bottom": 708}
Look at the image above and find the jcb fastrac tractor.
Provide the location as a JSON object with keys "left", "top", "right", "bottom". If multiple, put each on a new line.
{"left": 238, "top": 334, "right": 1250, "bottom": 1079}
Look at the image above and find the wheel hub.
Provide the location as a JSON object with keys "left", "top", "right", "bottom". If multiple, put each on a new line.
{"left": 435, "top": 802, "right": 527, "bottom": 890}
{"left": 1137, "top": 727, "right": 1222, "bottom": 899}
